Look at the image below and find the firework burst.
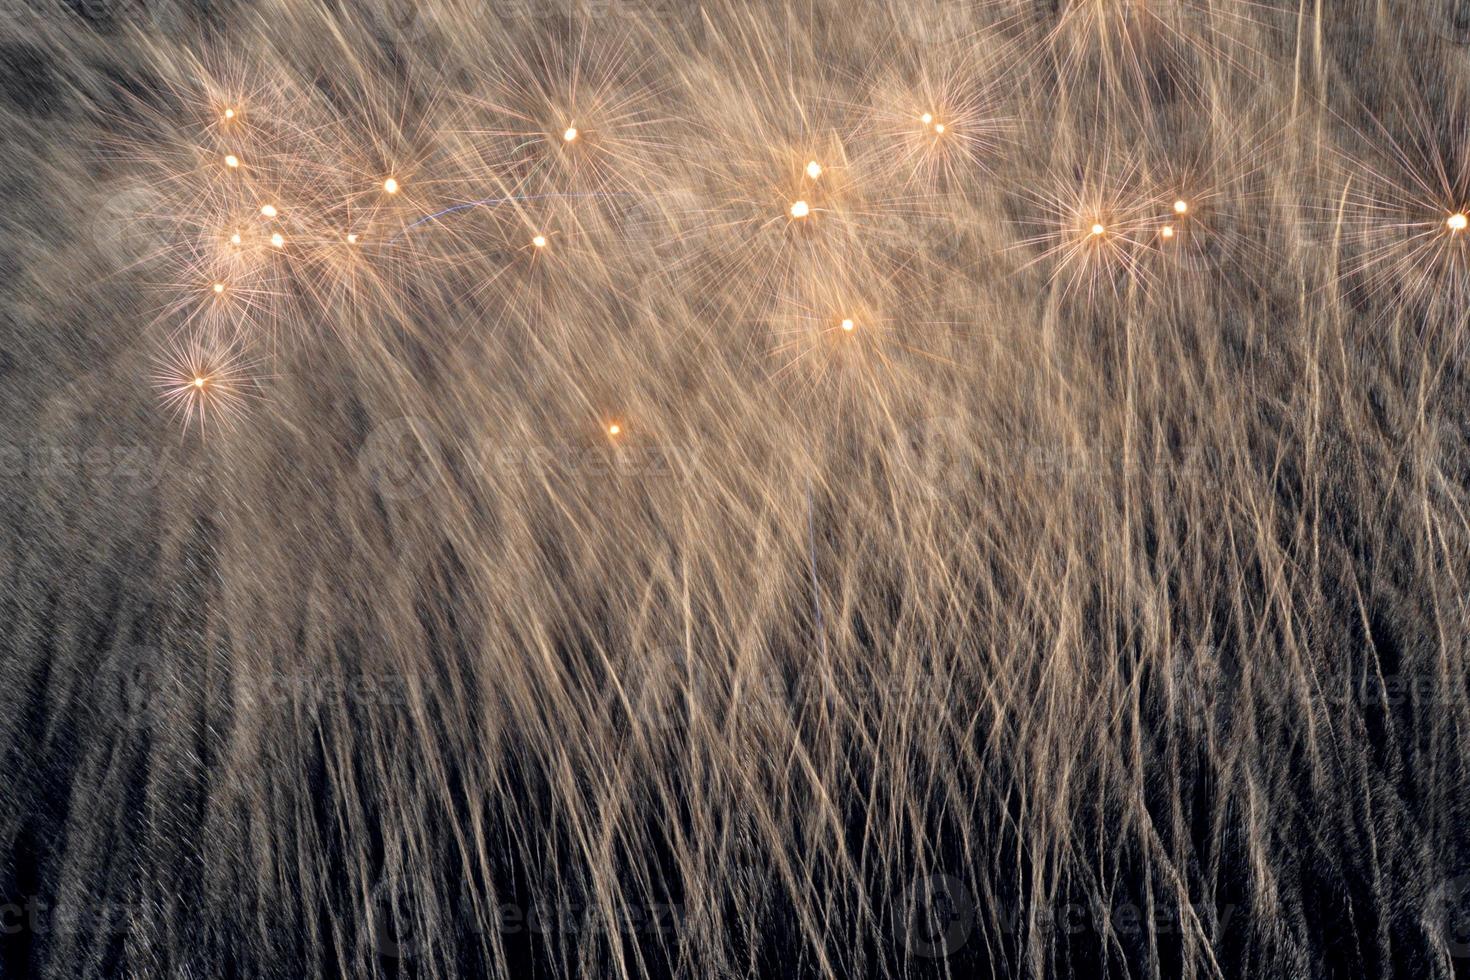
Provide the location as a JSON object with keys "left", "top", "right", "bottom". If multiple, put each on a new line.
{"left": 452, "top": 22, "right": 674, "bottom": 203}
{"left": 1012, "top": 154, "right": 1157, "bottom": 303}
{"left": 1325, "top": 85, "right": 1470, "bottom": 326}
{"left": 857, "top": 42, "right": 1017, "bottom": 196}
{"left": 150, "top": 334, "right": 267, "bottom": 435}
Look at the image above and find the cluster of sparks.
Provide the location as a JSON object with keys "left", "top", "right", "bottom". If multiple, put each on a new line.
{"left": 124, "top": 3, "right": 1470, "bottom": 442}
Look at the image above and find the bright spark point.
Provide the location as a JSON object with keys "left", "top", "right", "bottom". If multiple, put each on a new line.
{"left": 383, "top": 177, "right": 399, "bottom": 194}
{"left": 225, "top": 154, "right": 239, "bottom": 168}
{"left": 213, "top": 282, "right": 225, "bottom": 293}
{"left": 921, "top": 113, "right": 934, "bottom": 125}
{"left": 840, "top": 318, "right": 855, "bottom": 332}
{"left": 564, "top": 127, "right": 578, "bottom": 142}
{"left": 1449, "top": 213, "right": 1468, "bottom": 232}
{"left": 608, "top": 424, "right": 621, "bottom": 436}
{"left": 1161, "top": 225, "right": 1175, "bottom": 239}
{"left": 230, "top": 232, "right": 242, "bottom": 245}
{"left": 193, "top": 377, "right": 205, "bottom": 388}
{"left": 806, "top": 160, "right": 823, "bottom": 179}
{"left": 346, "top": 233, "right": 359, "bottom": 244}
{"left": 1174, "top": 199, "right": 1189, "bottom": 214}
{"left": 533, "top": 234, "right": 548, "bottom": 248}
{"left": 933, "top": 123, "right": 945, "bottom": 134}
{"left": 270, "top": 233, "right": 285, "bottom": 247}
{"left": 222, "top": 107, "right": 235, "bottom": 120}
{"left": 790, "top": 200, "right": 811, "bottom": 219}
{"left": 260, "top": 204, "right": 277, "bottom": 218}
{"left": 1091, "top": 223, "right": 1106, "bottom": 236}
